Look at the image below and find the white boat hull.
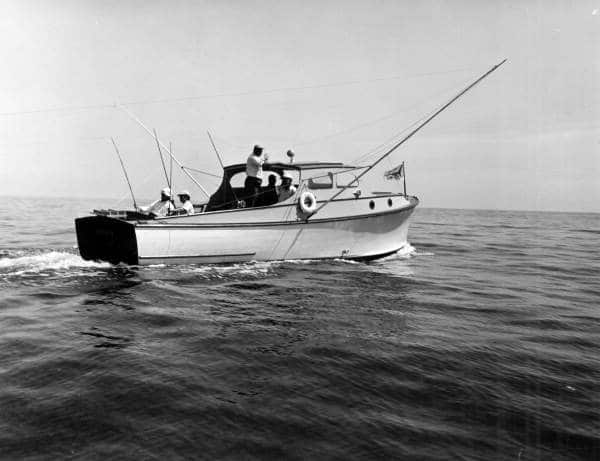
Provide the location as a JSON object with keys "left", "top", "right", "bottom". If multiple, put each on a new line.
{"left": 76, "top": 195, "right": 418, "bottom": 265}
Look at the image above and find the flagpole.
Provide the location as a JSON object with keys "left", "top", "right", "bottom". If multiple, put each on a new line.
{"left": 403, "top": 162, "right": 407, "bottom": 196}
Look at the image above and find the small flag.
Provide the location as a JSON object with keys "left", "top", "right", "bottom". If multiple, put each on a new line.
{"left": 384, "top": 162, "right": 404, "bottom": 180}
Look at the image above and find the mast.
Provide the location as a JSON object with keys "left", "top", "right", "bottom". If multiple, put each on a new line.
{"left": 311, "top": 59, "right": 507, "bottom": 216}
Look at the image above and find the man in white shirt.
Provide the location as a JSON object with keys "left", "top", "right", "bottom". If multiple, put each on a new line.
{"left": 177, "top": 190, "right": 194, "bottom": 215}
{"left": 277, "top": 173, "right": 297, "bottom": 202}
{"left": 244, "top": 144, "right": 268, "bottom": 207}
{"left": 140, "top": 187, "right": 175, "bottom": 217}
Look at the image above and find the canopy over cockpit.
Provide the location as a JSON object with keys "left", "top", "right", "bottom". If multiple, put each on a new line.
{"left": 223, "top": 161, "right": 356, "bottom": 174}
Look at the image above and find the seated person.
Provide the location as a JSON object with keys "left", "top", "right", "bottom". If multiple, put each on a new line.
{"left": 260, "top": 174, "right": 279, "bottom": 206}
{"left": 176, "top": 190, "right": 194, "bottom": 215}
{"left": 139, "top": 187, "right": 175, "bottom": 217}
{"left": 278, "top": 173, "right": 297, "bottom": 202}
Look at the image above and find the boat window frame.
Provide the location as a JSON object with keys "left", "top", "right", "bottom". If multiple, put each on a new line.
{"left": 307, "top": 172, "right": 334, "bottom": 190}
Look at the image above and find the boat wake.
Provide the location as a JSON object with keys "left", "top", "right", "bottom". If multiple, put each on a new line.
{"left": 0, "top": 250, "right": 111, "bottom": 277}
{"left": 180, "top": 261, "right": 276, "bottom": 278}
{"left": 0, "top": 243, "right": 426, "bottom": 283}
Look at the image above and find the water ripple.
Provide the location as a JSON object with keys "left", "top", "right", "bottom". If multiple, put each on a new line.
{"left": 0, "top": 201, "right": 599, "bottom": 460}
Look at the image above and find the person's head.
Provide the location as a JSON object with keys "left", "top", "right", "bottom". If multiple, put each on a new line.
{"left": 161, "top": 187, "right": 172, "bottom": 201}
{"left": 253, "top": 144, "right": 263, "bottom": 156}
{"left": 268, "top": 174, "right": 277, "bottom": 186}
{"left": 177, "top": 190, "right": 191, "bottom": 203}
{"left": 281, "top": 173, "right": 292, "bottom": 188}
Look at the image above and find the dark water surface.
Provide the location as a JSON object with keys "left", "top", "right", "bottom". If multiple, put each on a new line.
{"left": 1, "top": 198, "right": 599, "bottom": 460}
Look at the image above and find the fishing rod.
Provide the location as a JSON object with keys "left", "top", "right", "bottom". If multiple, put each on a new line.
{"left": 110, "top": 137, "right": 138, "bottom": 209}
{"left": 153, "top": 128, "right": 171, "bottom": 189}
{"left": 310, "top": 58, "right": 507, "bottom": 217}
{"left": 169, "top": 141, "right": 174, "bottom": 194}
{"left": 207, "top": 130, "right": 239, "bottom": 202}
{"left": 181, "top": 166, "right": 222, "bottom": 179}
{"left": 207, "top": 131, "right": 225, "bottom": 170}
{"left": 117, "top": 104, "right": 211, "bottom": 199}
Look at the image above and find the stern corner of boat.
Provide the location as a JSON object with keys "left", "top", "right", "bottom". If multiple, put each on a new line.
{"left": 74, "top": 215, "right": 139, "bottom": 265}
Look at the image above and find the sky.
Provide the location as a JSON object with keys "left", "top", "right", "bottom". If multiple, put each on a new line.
{"left": 0, "top": 0, "right": 598, "bottom": 212}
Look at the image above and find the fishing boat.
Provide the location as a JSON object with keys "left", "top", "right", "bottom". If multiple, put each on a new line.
{"left": 75, "top": 60, "right": 505, "bottom": 265}
{"left": 76, "top": 159, "right": 417, "bottom": 265}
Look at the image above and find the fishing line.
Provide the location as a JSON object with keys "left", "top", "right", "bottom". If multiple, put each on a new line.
{"left": 0, "top": 68, "right": 471, "bottom": 118}
{"left": 349, "top": 76, "right": 479, "bottom": 165}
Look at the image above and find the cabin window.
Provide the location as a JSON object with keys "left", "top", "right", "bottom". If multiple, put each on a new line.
{"left": 308, "top": 172, "right": 333, "bottom": 189}
{"left": 336, "top": 172, "right": 359, "bottom": 188}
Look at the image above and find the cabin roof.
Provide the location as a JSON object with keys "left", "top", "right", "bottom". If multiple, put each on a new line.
{"left": 223, "top": 161, "right": 357, "bottom": 173}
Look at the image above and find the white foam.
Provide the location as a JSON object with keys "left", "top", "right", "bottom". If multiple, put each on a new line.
{"left": 397, "top": 243, "right": 417, "bottom": 258}
{"left": 0, "top": 251, "right": 110, "bottom": 276}
{"left": 375, "top": 243, "right": 417, "bottom": 261}
{"left": 180, "top": 260, "right": 275, "bottom": 278}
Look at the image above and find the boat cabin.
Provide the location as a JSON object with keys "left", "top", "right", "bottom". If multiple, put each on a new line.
{"left": 205, "top": 161, "right": 359, "bottom": 212}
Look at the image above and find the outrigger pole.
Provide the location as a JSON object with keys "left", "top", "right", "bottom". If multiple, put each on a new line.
{"left": 110, "top": 137, "right": 138, "bottom": 209}
{"left": 311, "top": 59, "right": 507, "bottom": 217}
{"left": 117, "top": 104, "right": 211, "bottom": 199}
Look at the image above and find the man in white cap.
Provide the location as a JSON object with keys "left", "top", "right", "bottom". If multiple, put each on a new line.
{"left": 245, "top": 144, "right": 268, "bottom": 207}
{"left": 277, "top": 173, "right": 296, "bottom": 202}
{"left": 177, "top": 190, "right": 194, "bottom": 215}
{"left": 140, "top": 187, "right": 175, "bottom": 217}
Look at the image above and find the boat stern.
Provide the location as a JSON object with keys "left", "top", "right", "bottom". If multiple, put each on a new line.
{"left": 75, "top": 215, "right": 139, "bottom": 265}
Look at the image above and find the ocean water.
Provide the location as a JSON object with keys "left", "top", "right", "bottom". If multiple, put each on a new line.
{"left": 0, "top": 197, "right": 598, "bottom": 460}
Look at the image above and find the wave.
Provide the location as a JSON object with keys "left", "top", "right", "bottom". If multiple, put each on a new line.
{"left": 0, "top": 251, "right": 110, "bottom": 276}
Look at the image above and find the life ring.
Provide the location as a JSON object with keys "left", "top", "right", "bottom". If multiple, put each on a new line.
{"left": 298, "top": 191, "right": 317, "bottom": 215}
